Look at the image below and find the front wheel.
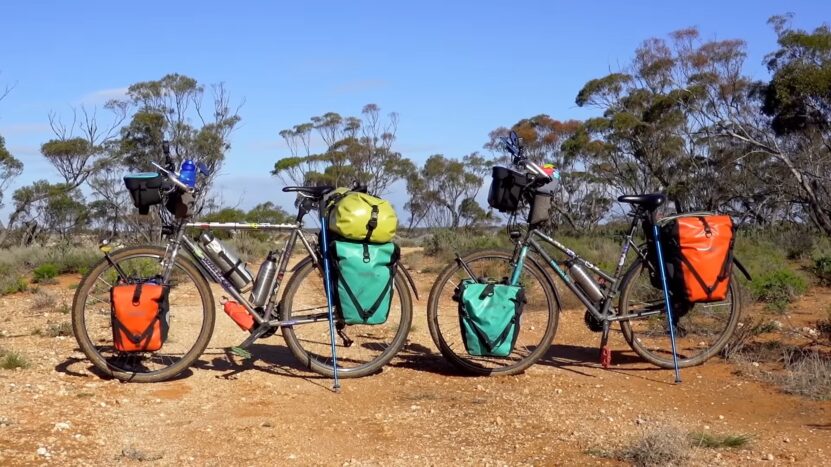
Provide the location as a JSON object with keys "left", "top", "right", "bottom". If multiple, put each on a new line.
{"left": 71, "top": 245, "right": 216, "bottom": 382}
{"left": 280, "top": 258, "right": 413, "bottom": 378}
{"left": 427, "top": 249, "right": 559, "bottom": 375}
{"left": 618, "top": 257, "right": 742, "bottom": 368}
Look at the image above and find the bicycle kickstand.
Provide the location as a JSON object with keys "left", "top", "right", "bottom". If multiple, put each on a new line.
{"left": 599, "top": 321, "right": 612, "bottom": 369}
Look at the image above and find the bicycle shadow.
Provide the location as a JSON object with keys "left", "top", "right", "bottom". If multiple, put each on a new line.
{"left": 386, "top": 342, "right": 481, "bottom": 377}
{"left": 537, "top": 344, "right": 686, "bottom": 385}
{"left": 55, "top": 354, "right": 194, "bottom": 382}
{"left": 191, "top": 342, "right": 332, "bottom": 389}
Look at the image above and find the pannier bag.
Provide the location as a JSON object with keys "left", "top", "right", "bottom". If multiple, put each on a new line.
{"left": 660, "top": 215, "right": 735, "bottom": 303}
{"left": 111, "top": 282, "right": 169, "bottom": 352}
{"left": 124, "top": 173, "right": 167, "bottom": 215}
{"left": 328, "top": 191, "right": 397, "bottom": 243}
{"left": 455, "top": 279, "right": 525, "bottom": 357}
{"left": 330, "top": 240, "right": 399, "bottom": 325}
{"left": 487, "top": 166, "right": 531, "bottom": 213}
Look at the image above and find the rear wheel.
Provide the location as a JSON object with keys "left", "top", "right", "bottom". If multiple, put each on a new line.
{"left": 71, "top": 246, "right": 215, "bottom": 382}
{"left": 426, "top": 249, "right": 559, "bottom": 375}
{"left": 280, "top": 258, "right": 412, "bottom": 378}
{"left": 618, "top": 258, "right": 742, "bottom": 368}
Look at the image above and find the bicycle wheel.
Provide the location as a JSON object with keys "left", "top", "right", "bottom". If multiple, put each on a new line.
{"left": 72, "top": 246, "right": 215, "bottom": 382}
{"left": 618, "top": 258, "right": 742, "bottom": 368}
{"left": 427, "top": 249, "right": 559, "bottom": 375}
{"left": 280, "top": 258, "right": 412, "bottom": 378}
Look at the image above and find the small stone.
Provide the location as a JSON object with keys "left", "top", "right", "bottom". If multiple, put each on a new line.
{"left": 496, "top": 416, "right": 504, "bottom": 426}
{"left": 554, "top": 388, "right": 563, "bottom": 394}
{"left": 36, "top": 447, "right": 49, "bottom": 457}
{"left": 718, "top": 415, "right": 725, "bottom": 420}
{"left": 765, "top": 453, "right": 774, "bottom": 461}
{"left": 53, "top": 421, "right": 71, "bottom": 432}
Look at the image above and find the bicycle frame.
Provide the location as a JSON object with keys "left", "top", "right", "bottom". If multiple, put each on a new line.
{"left": 507, "top": 211, "right": 663, "bottom": 324}
{"left": 157, "top": 216, "right": 327, "bottom": 331}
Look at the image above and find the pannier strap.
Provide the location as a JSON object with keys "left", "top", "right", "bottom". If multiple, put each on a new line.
{"left": 131, "top": 283, "right": 144, "bottom": 305}
{"left": 363, "top": 204, "right": 380, "bottom": 244}
{"left": 340, "top": 275, "right": 393, "bottom": 321}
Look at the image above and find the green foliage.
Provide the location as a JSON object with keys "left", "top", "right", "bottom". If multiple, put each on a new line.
{"left": 44, "top": 322, "right": 72, "bottom": 338}
{"left": 422, "top": 229, "right": 510, "bottom": 260}
{"left": 0, "top": 134, "right": 24, "bottom": 208}
{"left": 812, "top": 256, "right": 831, "bottom": 285}
{"left": 0, "top": 349, "right": 29, "bottom": 370}
{"left": 751, "top": 268, "right": 808, "bottom": 312}
{"left": 690, "top": 432, "right": 751, "bottom": 449}
{"left": 32, "top": 263, "right": 59, "bottom": 283}
{"left": 0, "top": 275, "right": 28, "bottom": 296}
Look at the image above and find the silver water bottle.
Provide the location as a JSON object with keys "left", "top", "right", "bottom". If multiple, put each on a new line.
{"left": 250, "top": 251, "right": 279, "bottom": 308}
{"left": 198, "top": 232, "right": 254, "bottom": 292}
{"left": 567, "top": 262, "right": 604, "bottom": 303}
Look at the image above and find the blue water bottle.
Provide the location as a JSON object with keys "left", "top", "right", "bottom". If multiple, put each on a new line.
{"left": 179, "top": 159, "right": 197, "bottom": 188}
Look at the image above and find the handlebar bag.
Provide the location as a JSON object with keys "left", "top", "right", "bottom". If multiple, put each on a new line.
{"left": 330, "top": 240, "right": 399, "bottom": 325}
{"left": 328, "top": 191, "right": 397, "bottom": 243}
{"left": 454, "top": 279, "right": 525, "bottom": 357}
{"left": 124, "top": 173, "right": 168, "bottom": 215}
{"left": 110, "top": 282, "right": 169, "bottom": 352}
{"left": 658, "top": 215, "right": 735, "bottom": 303}
{"left": 487, "top": 166, "right": 532, "bottom": 213}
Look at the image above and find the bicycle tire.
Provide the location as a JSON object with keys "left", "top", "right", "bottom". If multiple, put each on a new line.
{"left": 71, "top": 245, "right": 215, "bottom": 382}
{"left": 279, "top": 258, "right": 413, "bottom": 378}
{"left": 618, "top": 257, "right": 742, "bottom": 368}
{"left": 427, "top": 249, "right": 559, "bottom": 375}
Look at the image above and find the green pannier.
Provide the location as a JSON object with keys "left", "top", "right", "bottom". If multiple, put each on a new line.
{"left": 330, "top": 240, "right": 399, "bottom": 325}
{"left": 328, "top": 191, "right": 397, "bottom": 243}
{"left": 455, "top": 279, "right": 525, "bottom": 357}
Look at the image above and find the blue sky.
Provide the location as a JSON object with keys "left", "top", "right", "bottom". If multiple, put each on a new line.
{"left": 0, "top": 1, "right": 828, "bottom": 215}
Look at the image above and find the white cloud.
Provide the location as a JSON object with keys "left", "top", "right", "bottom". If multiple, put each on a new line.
{"left": 77, "top": 86, "right": 129, "bottom": 105}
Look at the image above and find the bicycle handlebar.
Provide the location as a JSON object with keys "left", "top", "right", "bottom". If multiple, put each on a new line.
{"left": 151, "top": 161, "right": 195, "bottom": 193}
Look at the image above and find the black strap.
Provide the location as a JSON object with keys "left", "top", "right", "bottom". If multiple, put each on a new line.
{"left": 363, "top": 204, "right": 379, "bottom": 243}
{"left": 131, "top": 282, "right": 143, "bottom": 305}
{"left": 338, "top": 274, "right": 394, "bottom": 321}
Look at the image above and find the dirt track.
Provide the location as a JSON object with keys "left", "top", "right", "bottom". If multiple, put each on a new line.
{"left": 0, "top": 268, "right": 829, "bottom": 466}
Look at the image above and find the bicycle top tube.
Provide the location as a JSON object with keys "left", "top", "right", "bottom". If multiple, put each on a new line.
{"left": 185, "top": 221, "right": 301, "bottom": 231}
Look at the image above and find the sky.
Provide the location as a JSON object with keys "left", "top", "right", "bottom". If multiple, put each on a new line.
{"left": 0, "top": 0, "right": 829, "bottom": 216}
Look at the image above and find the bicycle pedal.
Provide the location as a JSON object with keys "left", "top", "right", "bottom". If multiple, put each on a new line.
{"left": 599, "top": 346, "right": 612, "bottom": 368}
{"left": 230, "top": 346, "right": 252, "bottom": 359}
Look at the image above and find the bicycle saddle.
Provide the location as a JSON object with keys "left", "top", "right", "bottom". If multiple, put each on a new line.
{"left": 282, "top": 185, "right": 335, "bottom": 199}
{"left": 617, "top": 193, "right": 665, "bottom": 210}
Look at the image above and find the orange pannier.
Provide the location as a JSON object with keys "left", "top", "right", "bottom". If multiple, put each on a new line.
{"left": 661, "top": 215, "right": 735, "bottom": 303}
{"left": 110, "top": 282, "right": 169, "bottom": 352}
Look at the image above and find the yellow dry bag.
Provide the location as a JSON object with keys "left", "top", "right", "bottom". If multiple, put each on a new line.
{"left": 328, "top": 191, "right": 397, "bottom": 243}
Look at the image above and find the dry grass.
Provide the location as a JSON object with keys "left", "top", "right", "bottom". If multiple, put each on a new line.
{"left": 0, "top": 349, "right": 30, "bottom": 370}
{"left": 690, "top": 432, "right": 751, "bottom": 449}
{"left": 31, "top": 290, "right": 58, "bottom": 310}
{"left": 44, "top": 322, "right": 72, "bottom": 338}
{"left": 778, "top": 349, "right": 831, "bottom": 400}
{"left": 615, "top": 423, "right": 691, "bottom": 467}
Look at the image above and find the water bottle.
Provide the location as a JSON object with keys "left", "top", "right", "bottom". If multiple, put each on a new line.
{"left": 198, "top": 232, "right": 254, "bottom": 292}
{"left": 249, "top": 251, "right": 279, "bottom": 308}
{"left": 179, "top": 159, "right": 197, "bottom": 188}
{"left": 567, "top": 262, "right": 604, "bottom": 303}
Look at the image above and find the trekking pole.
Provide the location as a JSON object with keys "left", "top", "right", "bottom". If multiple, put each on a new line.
{"left": 651, "top": 224, "right": 682, "bottom": 384}
{"left": 318, "top": 214, "right": 341, "bottom": 391}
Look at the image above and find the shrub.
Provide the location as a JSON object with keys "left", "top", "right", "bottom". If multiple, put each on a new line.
{"left": 778, "top": 349, "right": 831, "bottom": 400}
{"left": 32, "top": 263, "right": 60, "bottom": 283}
{"left": 690, "top": 432, "right": 751, "bottom": 448}
{"left": 422, "top": 229, "right": 510, "bottom": 259}
{"left": 813, "top": 256, "right": 831, "bottom": 286}
{"left": 0, "top": 275, "right": 28, "bottom": 296}
{"left": 32, "top": 290, "right": 57, "bottom": 310}
{"left": 616, "top": 424, "right": 691, "bottom": 467}
{"left": 45, "top": 322, "right": 72, "bottom": 337}
{"left": 0, "top": 349, "right": 29, "bottom": 370}
{"left": 750, "top": 268, "right": 808, "bottom": 312}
